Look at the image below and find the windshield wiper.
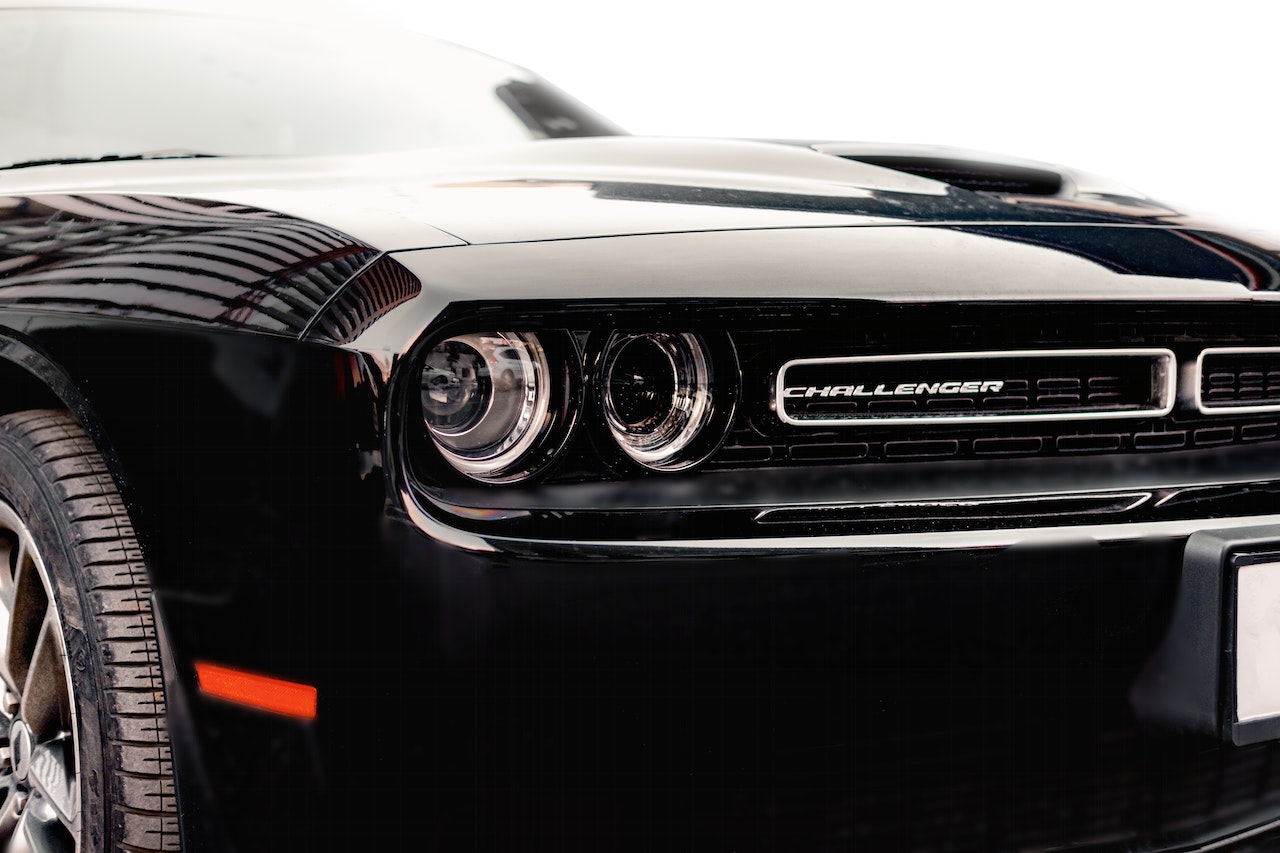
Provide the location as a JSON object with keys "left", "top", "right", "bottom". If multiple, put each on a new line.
{"left": 0, "top": 150, "right": 227, "bottom": 172}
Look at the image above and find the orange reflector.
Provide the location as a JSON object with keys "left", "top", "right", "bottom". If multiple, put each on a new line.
{"left": 195, "top": 662, "right": 318, "bottom": 720}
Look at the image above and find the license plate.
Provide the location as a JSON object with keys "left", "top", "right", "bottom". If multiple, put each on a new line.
{"left": 1236, "top": 558, "right": 1280, "bottom": 724}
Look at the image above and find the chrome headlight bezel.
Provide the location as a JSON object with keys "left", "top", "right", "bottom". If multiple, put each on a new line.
{"left": 414, "top": 329, "right": 580, "bottom": 484}
{"left": 599, "top": 331, "right": 719, "bottom": 471}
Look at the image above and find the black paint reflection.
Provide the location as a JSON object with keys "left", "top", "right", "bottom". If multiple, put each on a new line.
{"left": 0, "top": 194, "right": 386, "bottom": 334}
{"left": 303, "top": 254, "right": 423, "bottom": 344}
{"left": 963, "top": 225, "right": 1280, "bottom": 289}
{"left": 585, "top": 182, "right": 1280, "bottom": 288}
{"left": 587, "top": 181, "right": 1149, "bottom": 224}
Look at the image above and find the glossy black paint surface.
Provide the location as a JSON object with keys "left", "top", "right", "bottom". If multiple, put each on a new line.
{"left": 6, "top": 168, "right": 1275, "bottom": 352}
{"left": 0, "top": 193, "right": 384, "bottom": 334}
{"left": 355, "top": 529, "right": 1266, "bottom": 852}
{"left": 383, "top": 223, "right": 1275, "bottom": 309}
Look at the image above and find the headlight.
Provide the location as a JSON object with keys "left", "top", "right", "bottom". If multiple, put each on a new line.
{"left": 406, "top": 320, "right": 735, "bottom": 487}
{"left": 421, "top": 331, "right": 558, "bottom": 482}
{"left": 601, "top": 332, "right": 717, "bottom": 471}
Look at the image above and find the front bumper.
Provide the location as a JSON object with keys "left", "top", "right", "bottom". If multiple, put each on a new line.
{"left": 154, "top": 505, "right": 1280, "bottom": 852}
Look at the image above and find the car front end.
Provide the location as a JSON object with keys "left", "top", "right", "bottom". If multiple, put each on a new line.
{"left": 6, "top": 6, "right": 1280, "bottom": 851}
{"left": 44, "top": 156, "right": 1279, "bottom": 850}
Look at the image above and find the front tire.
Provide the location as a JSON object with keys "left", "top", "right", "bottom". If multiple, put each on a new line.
{"left": 0, "top": 411, "right": 179, "bottom": 852}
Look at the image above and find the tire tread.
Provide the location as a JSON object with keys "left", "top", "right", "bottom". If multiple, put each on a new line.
{"left": 0, "top": 410, "right": 180, "bottom": 852}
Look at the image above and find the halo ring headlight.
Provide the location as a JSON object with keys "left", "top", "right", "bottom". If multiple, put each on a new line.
{"left": 420, "top": 331, "right": 556, "bottom": 482}
{"left": 602, "top": 332, "right": 716, "bottom": 471}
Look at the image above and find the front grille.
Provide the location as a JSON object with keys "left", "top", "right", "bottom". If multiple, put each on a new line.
{"left": 777, "top": 349, "right": 1173, "bottom": 425}
{"left": 701, "top": 301, "right": 1280, "bottom": 472}
{"left": 1198, "top": 348, "right": 1280, "bottom": 413}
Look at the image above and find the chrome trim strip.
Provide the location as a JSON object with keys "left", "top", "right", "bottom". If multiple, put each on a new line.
{"left": 775, "top": 347, "right": 1177, "bottom": 427}
{"left": 752, "top": 491, "right": 1152, "bottom": 523}
{"left": 1184, "top": 814, "right": 1280, "bottom": 853}
{"left": 401, "top": 490, "right": 1280, "bottom": 558}
{"left": 1195, "top": 346, "right": 1280, "bottom": 415}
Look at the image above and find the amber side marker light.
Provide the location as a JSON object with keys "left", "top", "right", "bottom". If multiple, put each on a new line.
{"left": 195, "top": 662, "right": 318, "bottom": 720}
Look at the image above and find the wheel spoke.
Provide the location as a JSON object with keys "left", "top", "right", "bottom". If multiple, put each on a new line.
{"left": 0, "top": 602, "right": 13, "bottom": 701}
{"left": 0, "top": 789, "right": 26, "bottom": 847}
{"left": 0, "top": 531, "right": 19, "bottom": 609}
{"left": 8, "top": 792, "right": 73, "bottom": 853}
{"left": 0, "top": 527, "right": 23, "bottom": 697}
{"left": 20, "top": 619, "right": 69, "bottom": 744}
{"left": 4, "top": 554, "right": 49, "bottom": 700}
{"left": 27, "top": 742, "right": 76, "bottom": 831}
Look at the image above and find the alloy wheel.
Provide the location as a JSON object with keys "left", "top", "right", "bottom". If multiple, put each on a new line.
{"left": 0, "top": 501, "right": 80, "bottom": 853}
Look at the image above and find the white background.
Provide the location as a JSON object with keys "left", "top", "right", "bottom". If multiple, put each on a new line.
{"left": 308, "top": 0, "right": 1273, "bottom": 236}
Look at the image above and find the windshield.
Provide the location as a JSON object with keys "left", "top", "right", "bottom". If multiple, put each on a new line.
{"left": 0, "top": 8, "right": 623, "bottom": 168}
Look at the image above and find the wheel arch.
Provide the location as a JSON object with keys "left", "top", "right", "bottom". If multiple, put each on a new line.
{"left": 0, "top": 331, "right": 136, "bottom": 499}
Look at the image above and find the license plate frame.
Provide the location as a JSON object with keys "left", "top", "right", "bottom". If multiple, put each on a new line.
{"left": 1225, "top": 550, "right": 1280, "bottom": 745}
{"left": 1132, "top": 525, "right": 1280, "bottom": 745}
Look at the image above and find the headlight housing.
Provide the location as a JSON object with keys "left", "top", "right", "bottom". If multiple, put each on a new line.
{"left": 419, "top": 331, "right": 570, "bottom": 483}
{"left": 403, "top": 312, "right": 737, "bottom": 487}
{"left": 601, "top": 332, "right": 717, "bottom": 471}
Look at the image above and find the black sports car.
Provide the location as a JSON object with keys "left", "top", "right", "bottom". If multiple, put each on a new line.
{"left": 5, "top": 5, "right": 1280, "bottom": 852}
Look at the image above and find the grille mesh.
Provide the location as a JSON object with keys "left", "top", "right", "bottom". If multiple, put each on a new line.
{"left": 1200, "top": 350, "right": 1280, "bottom": 410}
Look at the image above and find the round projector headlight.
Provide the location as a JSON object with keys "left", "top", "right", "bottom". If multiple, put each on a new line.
{"left": 602, "top": 332, "right": 715, "bottom": 471}
{"left": 421, "top": 331, "right": 553, "bottom": 481}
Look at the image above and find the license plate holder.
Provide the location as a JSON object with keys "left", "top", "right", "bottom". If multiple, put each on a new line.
{"left": 1227, "top": 551, "right": 1280, "bottom": 744}
{"left": 1133, "top": 525, "right": 1280, "bottom": 745}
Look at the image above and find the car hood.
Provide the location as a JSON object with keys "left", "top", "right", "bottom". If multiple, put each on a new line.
{"left": 0, "top": 136, "right": 1220, "bottom": 250}
{"left": 5, "top": 137, "right": 1279, "bottom": 346}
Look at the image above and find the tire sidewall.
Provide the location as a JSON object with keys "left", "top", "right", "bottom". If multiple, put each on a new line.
{"left": 0, "top": 436, "right": 109, "bottom": 853}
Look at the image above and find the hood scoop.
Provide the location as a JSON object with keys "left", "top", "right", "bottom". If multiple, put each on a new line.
{"left": 809, "top": 142, "right": 1068, "bottom": 196}
{"left": 830, "top": 153, "right": 1064, "bottom": 195}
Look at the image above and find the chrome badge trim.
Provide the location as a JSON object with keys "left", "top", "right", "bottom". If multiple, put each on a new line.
{"left": 775, "top": 348, "right": 1177, "bottom": 426}
{"left": 1196, "top": 347, "right": 1280, "bottom": 416}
